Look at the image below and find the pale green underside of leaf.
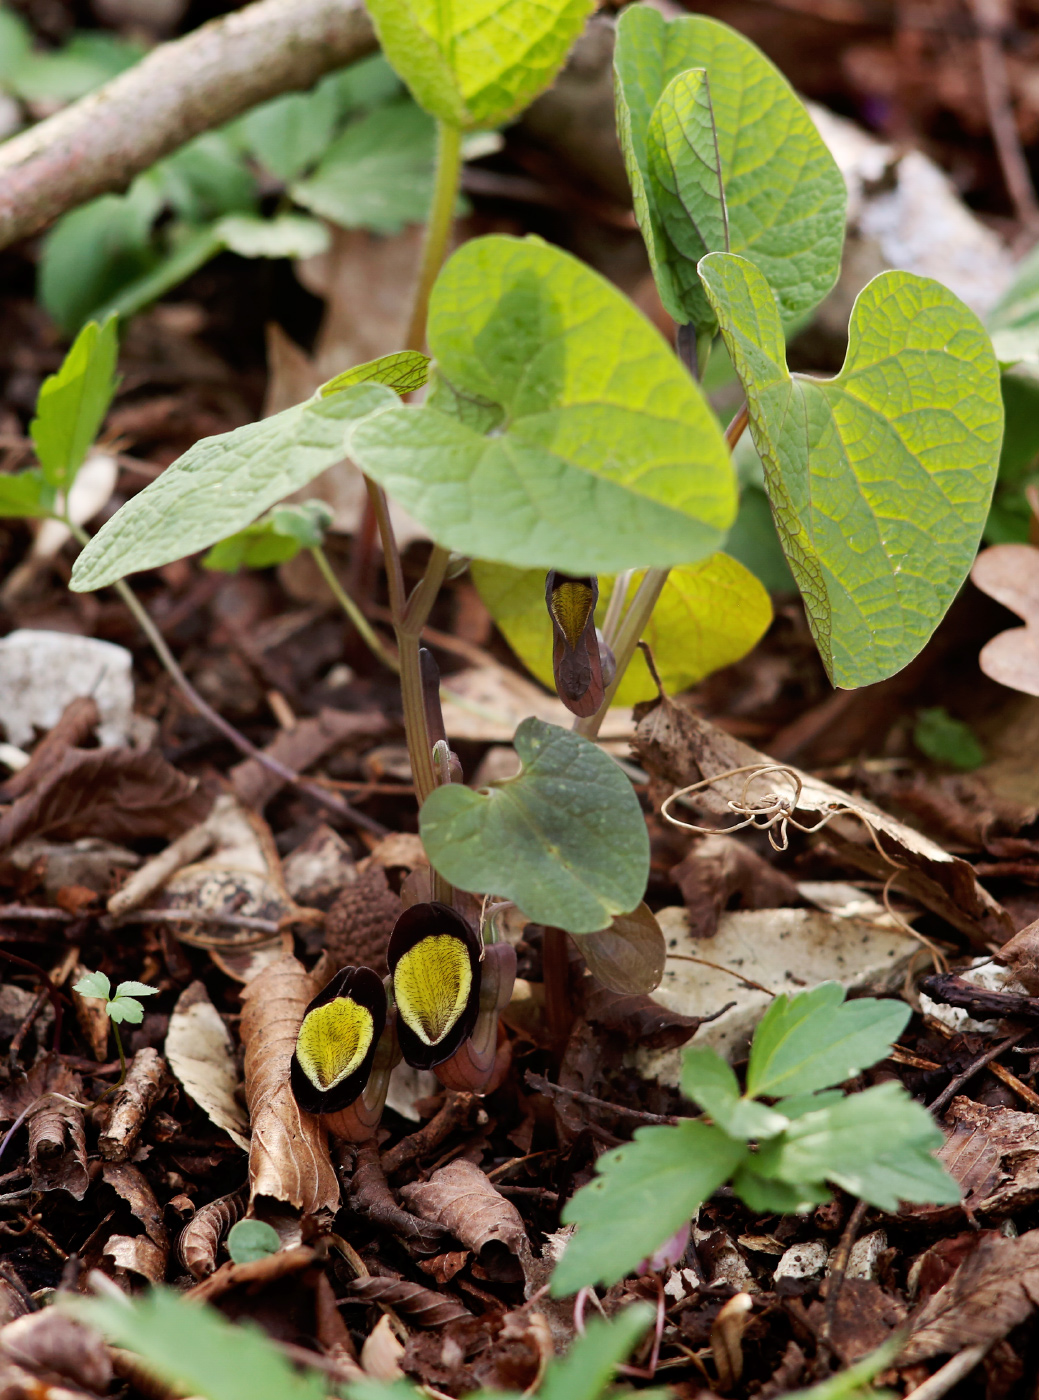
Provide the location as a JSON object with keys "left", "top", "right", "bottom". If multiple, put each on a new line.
{"left": 215, "top": 213, "right": 329, "bottom": 261}
{"left": 419, "top": 717, "right": 648, "bottom": 933}
{"left": 700, "top": 253, "right": 1004, "bottom": 688}
{"left": 614, "top": 6, "right": 845, "bottom": 329}
{"left": 349, "top": 235, "right": 736, "bottom": 573}
{"left": 553, "top": 1120, "right": 746, "bottom": 1293}
{"left": 69, "top": 375, "right": 405, "bottom": 590}
{"left": 470, "top": 555, "right": 770, "bottom": 705}
{"left": 365, "top": 0, "right": 594, "bottom": 129}
{"left": 745, "top": 982, "right": 910, "bottom": 1100}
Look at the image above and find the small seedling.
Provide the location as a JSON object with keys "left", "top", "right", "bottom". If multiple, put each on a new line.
{"left": 226, "top": 1219, "right": 281, "bottom": 1265}
{"left": 73, "top": 970, "right": 158, "bottom": 1087}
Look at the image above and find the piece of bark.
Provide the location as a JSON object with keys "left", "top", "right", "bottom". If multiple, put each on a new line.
{"left": 102, "top": 1161, "right": 169, "bottom": 1250}
{"left": 0, "top": 746, "right": 211, "bottom": 853}
{"left": 177, "top": 1189, "right": 246, "bottom": 1280}
{"left": 323, "top": 865, "right": 399, "bottom": 977}
{"left": 634, "top": 692, "right": 1013, "bottom": 947}
{"left": 187, "top": 1245, "right": 316, "bottom": 1304}
{"left": 230, "top": 707, "right": 387, "bottom": 811}
{"left": 919, "top": 973, "right": 1039, "bottom": 1023}
{"left": 348, "top": 1140, "right": 447, "bottom": 1255}
{"left": 0, "top": 698, "right": 99, "bottom": 801}
{"left": 0, "top": 0, "right": 378, "bottom": 251}
{"left": 165, "top": 981, "right": 249, "bottom": 1153}
{"left": 381, "top": 1092, "right": 475, "bottom": 1176}
{"left": 71, "top": 966, "right": 111, "bottom": 1063}
{"left": 99, "top": 1048, "right": 171, "bottom": 1162}
{"left": 670, "top": 834, "right": 801, "bottom": 939}
{"left": 0, "top": 1311, "right": 112, "bottom": 1394}
{"left": 0, "top": 1056, "right": 88, "bottom": 1199}
{"left": 103, "top": 1233, "right": 167, "bottom": 1284}
{"left": 240, "top": 954, "right": 338, "bottom": 1217}
{"left": 347, "top": 1277, "right": 471, "bottom": 1327}
{"left": 901, "top": 1228, "right": 1039, "bottom": 1362}
{"left": 401, "top": 1159, "right": 529, "bottom": 1280}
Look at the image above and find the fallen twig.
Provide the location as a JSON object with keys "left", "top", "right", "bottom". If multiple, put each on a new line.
{"left": 524, "top": 1071, "right": 679, "bottom": 1126}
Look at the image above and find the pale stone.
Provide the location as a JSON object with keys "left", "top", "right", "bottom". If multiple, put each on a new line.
{"left": 774, "top": 1240, "right": 829, "bottom": 1281}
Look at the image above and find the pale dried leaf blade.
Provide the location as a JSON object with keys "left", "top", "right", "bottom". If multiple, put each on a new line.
{"left": 972, "top": 544, "right": 1039, "bottom": 697}
{"left": 901, "top": 1228, "right": 1039, "bottom": 1362}
{"left": 240, "top": 953, "right": 339, "bottom": 1216}
{"left": 177, "top": 1190, "right": 246, "bottom": 1280}
{"left": 401, "top": 1158, "right": 528, "bottom": 1271}
{"left": 166, "top": 981, "right": 250, "bottom": 1152}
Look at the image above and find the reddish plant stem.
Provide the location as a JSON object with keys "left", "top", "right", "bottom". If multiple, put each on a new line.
{"left": 542, "top": 927, "right": 574, "bottom": 1058}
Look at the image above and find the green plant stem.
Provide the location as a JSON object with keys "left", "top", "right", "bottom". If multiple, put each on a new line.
{"left": 66, "top": 523, "right": 385, "bottom": 836}
{"left": 309, "top": 544, "right": 400, "bottom": 674}
{"left": 111, "top": 1019, "right": 127, "bottom": 1090}
{"left": 575, "top": 401, "right": 752, "bottom": 740}
{"left": 404, "top": 120, "right": 464, "bottom": 352}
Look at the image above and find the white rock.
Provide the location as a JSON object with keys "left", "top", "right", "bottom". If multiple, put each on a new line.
{"left": 635, "top": 905, "right": 918, "bottom": 1085}
{"left": 844, "top": 1229, "right": 888, "bottom": 1281}
{"left": 774, "top": 1240, "right": 829, "bottom": 1281}
{"left": 0, "top": 630, "right": 134, "bottom": 748}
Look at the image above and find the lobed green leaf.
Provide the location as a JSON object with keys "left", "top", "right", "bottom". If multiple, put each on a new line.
{"left": 30, "top": 315, "right": 119, "bottom": 494}
{"left": 73, "top": 970, "right": 111, "bottom": 1001}
{"left": 349, "top": 236, "right": 737, "bottom": 573}
{"left": 553, "top": 1120, "right": 746, "bottom": 1294}
{"left": 115, "top": 981, "right": 159, "bottom": 999}
{"left": 700, "top": 253, "right": 1004, "bottom": 688}
{"left": 420, "top": 718, "right": 648, "bottom": 934}
{"left": 681, "top": 1045, "right": 788, "bottom": 1139}
{"left": 614, "top": 6, "right": 845, "bottom": 330}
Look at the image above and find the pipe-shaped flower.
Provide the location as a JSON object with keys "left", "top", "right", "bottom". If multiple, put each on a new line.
{"left": 388, "top": 901, "right": 481, "bottom": 1069}
{"left": 290, "top": 965, "right": 387, "bottom": 1115}
{"left": 545, "top": 570, "right": 615, "bottom": 717}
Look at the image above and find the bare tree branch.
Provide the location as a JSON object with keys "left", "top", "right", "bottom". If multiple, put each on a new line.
{"left": 0, "top": 0, "right": 377, "bottom": 251}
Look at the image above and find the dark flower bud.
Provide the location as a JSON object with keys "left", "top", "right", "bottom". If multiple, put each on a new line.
{"left": 290, "top": 965, "right": 387, "bottom": 1115}
{"left": 388, "top": 901, "right": 482, "bottom": 1069}
{"left": 546, "top": 570, "right": 610, "bottom": 717}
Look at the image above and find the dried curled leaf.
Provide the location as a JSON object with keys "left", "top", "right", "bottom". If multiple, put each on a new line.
{"left": 177, "top": 1190, "right": 247, "bottom": 1280}
{"left": 401, "top": 1158, "right": 528, "bottom": 1278}
{"left": 0, "top": 1309, "right": 112, "bottom": 1394}
{"left": 103, "top": 1233, "right": 168, "bottom": 1284}
{"left": 103, "top": 1162, "right": 169, "bottom": 1251}
{"left": 347, "top": 1277, "right": 471, "bottom": 1327}
{"left": 972, "top": 544, "right": 1039, "bottom": 697}
{"left": 0, "top": 1056, "right": 88, "bottom": 1199}
{"left": 240, "top": 954, "right": 339, "bottom": 1217}
{"left": 583, "top": 978, "right": 706, "bottom": 1050}
{"left": 166, "top": 982, "right": 250, "bottom": 1153}
{"left": 349, "top": 1140, "right": 448, "bottom": 1255}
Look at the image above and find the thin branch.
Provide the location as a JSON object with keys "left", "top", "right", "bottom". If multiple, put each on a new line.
{"left": 524, "top": 1070, "right": 680, "bottom": 1125}
{"left": 0, "top": 0, "right": 377, "bottom": 250}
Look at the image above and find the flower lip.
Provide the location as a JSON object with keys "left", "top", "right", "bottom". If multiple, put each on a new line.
{"left": 387, "top": 901, "right": 482, "bottom": 1069}
{"left": 290, "top": 964, "right": 387, "bottom": 1116}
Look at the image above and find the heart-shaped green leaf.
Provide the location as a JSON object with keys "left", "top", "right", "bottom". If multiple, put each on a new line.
{"left": 615, "top": 6, "right": 846, "bottom": 331}
{"left": 70, "top": 373, "right": 406, "bottom": 591}
{"left": 700, "top": 253, "right": 1004, "bottom": 688}
{"left": 348, "top": 236, "right": 736, "bottom": 573}
{"left": 419, "top": 717, "right": 648, "bottom": 934}
{"left": 470, "top": 555, "right": 770, "bottom": 705}
{"left": 365, "top": 0, "right": 593, "bottom": 130}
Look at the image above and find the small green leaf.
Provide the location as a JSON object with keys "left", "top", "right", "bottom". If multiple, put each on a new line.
{"left": 745, "top": 983, "right": 910, "bottom": 1100}
{"left": 913, "top": 706, "right": 985, "bottom": 770}
{"left": 203, "top": 501, "right": 334, "bottom": 572}
{"left": 681, "top": 1046, "right": 789, "bottom": 1140}
{"left": 700, "top": 253, "right": 1004, "bottom": 688}
{"left": 70, "top": 382, "right": 398, "bottom": 591}
{"left": 215, "top": 214, "right": 330, "bottom": 261}
{"left": 730, "top": 1163, "right": 830, "bottom": 1214}
{"left": 788, "top": 1338, "right": 902, "bottom": 1400}
{"left": 30, "top": 315, "right": 119, "bottom": 494}
{"left": 114, "top": 981, "right": 159, "bottom": 999}
{"left": 614, "top": 7, "right": 845, "bottom": 330}
{"left": 65, "top": 1287, "right": 326, "bottom": 1400}
{"left": 0, "top": 469, "right": 56, "bottom": 519}
{"left": 226, "top": 1219, "right": 281, "bottom": 1264}
{"left": 291, "top": 103, "right": 438, "bottom": 235}
{"left": 471, "top": 555, "right": 770, "bottom": 706}
{"left": 553, "top": 1120, "right": 746, "bottom": 1294}
{"left": 754, "top": 1081, "right": 960, "bottom": 1211}
{"left": 538, "top": 1306, "right": 654, "bottom": 1400}
{"left": 158, "top": 133, "right": 257, "bottom": 223}
{"left": 11, "top": 31, "right": 143, "bottom": 104}
{"left": 772, "top": 1090, "right": 844, "bottom": 1119}
{"left": 364, "top": 0, "right": 593, "bottom": 129}
{"left": 240, "top": 82, "right": 342, "bottom": 182}
{"left": 349, "top": 236, "right": 736, "bottom": 573}
{"left": 319, "top": 350, "right": 430, "bottom": 398}
{"left": 420, "top": 717, "right": 648, "bottom": 934}
{"left": 106, "top": 998, "right": 144, "bottom": 1025}
{"left": 74, "top": 970, "right": 111, "bottom": 1001}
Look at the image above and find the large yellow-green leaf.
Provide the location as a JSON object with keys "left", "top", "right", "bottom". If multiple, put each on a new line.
{"left": 700, "top": 253, "right": 1003, "bottom": 689}
{"left": 347, "top": 236, "right": 737, "bottom": 573}
{"left": 614, "top": 6, "right": 845, "bottom": 331}
{"left": 470, "top": 555, "right": 771, "bottom": 704}
{"left": 365, "top": 0, "right": 593, "bottom": 130}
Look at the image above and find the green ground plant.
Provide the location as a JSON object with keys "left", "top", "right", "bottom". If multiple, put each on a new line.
{"left": 72, "top": 969, "right": 158, "bottom": 1087}
{"left": 15, "top": 0, "right": 990, "bottom": 1351}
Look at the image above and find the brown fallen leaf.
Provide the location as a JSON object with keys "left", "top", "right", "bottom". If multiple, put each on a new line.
{"left": 240, "top": 954, "right": 339, "bottom": 1218}
{"left": 909, "top": 1097, "right": 1039, "bottom": 1221}
{"left": 972, "top": 544, "right": 1039, "bottom": 697}
{"left": 71, "top": 966, "right": 111, "bottom": 1063}
{"left": 230, "top": 707, "right": 388, "bottom": 811}
{"left": 0, "top": 746, "right": 211, "bottom": 852}
{"left": 582, "top": 976, "right": 709, "bottom": 1050}
{"left": 177, "top": 1189, "right": 246, "bottom": 1280}
{"left": 901, "top": 1227, "right": 1039, "bottom": 1362}
{"left": 574, "top": 903, "right": 666, "bottom": 996}
{"left": 102, "top": 1162, "right": 169, "bottom": 1251}
{"left": 165, "top": 981, "right": 250, "bottom": 1152}
{"left": 103, "top": 1233, "right": 167, "bottom": 1284}
{"left": 0, "top": 1056, "right": 87, "bottom": 1199}
{"left": 995, "top": 917, "right": 1039, "bottom": 993}
{"left": 0, "top": 697, "right": 99, "bottom": 801}
{"left": 807, "top": 1279, "right": 906, "bottom": 1364}
{"left": 99, "top": 1048, "right": 171, "bottom": 1162}
{"left": 187, "top": 1245, "right": 317, "bottom": 1304}
{"left": 348, "top": 1140, "right": 447, "bottom": 1255}
{"left": 634, "top": 692, "right": 1013, "bottom": 947}
{"left": 403, "top": 1309, "right": 550, "bottom": 1395}
{"left": 401, "top": 1158, "right": 529, "bottom": 1280}
{"left": 360, "top": 1314, "right": 406, "bottom": 1382}
{"left": 0, "top": 1310, "right": 112, "bottom": 1394}
{"left": 347, "top": 1277, "right": 471, "bottom": 1327}
{"left": 670, "top": 834, "right": 801, "bottom": 939}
